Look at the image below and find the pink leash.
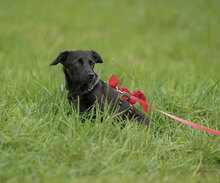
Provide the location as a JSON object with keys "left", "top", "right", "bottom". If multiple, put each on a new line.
{"left": 109, "top": 75, "right": 220, "bottom": 136}
{"left": 128, "top": 95, "right": 220, "bottom": 136}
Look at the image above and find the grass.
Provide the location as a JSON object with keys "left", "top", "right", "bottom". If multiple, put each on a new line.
{"left": 0, "top": 0, "right": 220, "bottom": 182}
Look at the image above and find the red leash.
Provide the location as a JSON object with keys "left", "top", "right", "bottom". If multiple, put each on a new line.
{"left": 109, "top": 75, "right": 220, "bottom": 136}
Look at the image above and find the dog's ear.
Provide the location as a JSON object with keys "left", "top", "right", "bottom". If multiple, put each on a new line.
{"left": 50, "top": 51, "right": 69, "bottom": 66}
{"left": 91, "top": 50, "right": 103, "bottom": 63}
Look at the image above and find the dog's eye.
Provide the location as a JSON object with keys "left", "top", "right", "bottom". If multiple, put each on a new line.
{"left": 89, "top": 60, "right": 94, "bottom": 68}
{"left": 75, "top": 58, "right": 83, "bottom": 67}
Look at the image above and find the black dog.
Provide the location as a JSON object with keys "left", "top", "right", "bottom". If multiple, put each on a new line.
{"left": 50, "top": 50, "right": 150, "bottom": 126}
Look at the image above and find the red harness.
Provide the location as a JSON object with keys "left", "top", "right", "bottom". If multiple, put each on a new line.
{"left": 109, "top": 74, "right": 149, "bottom": 114}
{"left": 108, "top": 75, "right": 220, "bottom": 136}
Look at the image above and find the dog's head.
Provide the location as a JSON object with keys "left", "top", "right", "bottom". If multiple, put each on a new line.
{"left": 50, "top": 50, "right": 103, "bottom": 83}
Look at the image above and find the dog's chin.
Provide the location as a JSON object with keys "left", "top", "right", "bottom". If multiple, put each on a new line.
{"left": 87, "top": 77, "right": 96, "bottom": 84}
{"left": 73, "top": 78, "right": 94, "bottom": 85}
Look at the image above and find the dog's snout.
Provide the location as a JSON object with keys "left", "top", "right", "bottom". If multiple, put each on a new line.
{"left": 88, "top": 72, "right": 95, "bottom": 78}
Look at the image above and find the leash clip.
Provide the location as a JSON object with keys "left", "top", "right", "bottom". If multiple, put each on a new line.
{"left": 116, "top": 87, "right": 124, "bottom": 95}
{"left": 116, "top": 88, "right": 130, "bottom": 98}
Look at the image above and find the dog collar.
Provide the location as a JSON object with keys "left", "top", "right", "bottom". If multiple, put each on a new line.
{"left": 68, "top": 76, "right": 100, "bottom": 101}
{"left": 88, "top": 76, "right": 100, "bottom": 92}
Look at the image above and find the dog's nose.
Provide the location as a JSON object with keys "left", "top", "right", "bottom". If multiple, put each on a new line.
{"left": 88, "top": 72, "right": 95, "bottom": 78}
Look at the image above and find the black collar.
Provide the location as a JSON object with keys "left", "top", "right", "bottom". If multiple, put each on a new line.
{"left": 88, "top": 76, "right": 100, "bottom": 92}
{"left": 69, "top": 76, "right": 100, "bottom": 101}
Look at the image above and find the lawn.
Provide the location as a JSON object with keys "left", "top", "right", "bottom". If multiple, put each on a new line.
{"left": 0, "top": 0, "right": 220, "bottom": 182}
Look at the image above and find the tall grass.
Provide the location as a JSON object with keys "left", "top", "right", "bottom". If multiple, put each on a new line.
{"left": 0, "top": 0, "right": 219, "bottom": 182}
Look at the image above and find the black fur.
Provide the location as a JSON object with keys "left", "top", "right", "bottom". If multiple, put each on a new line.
{"left": 50, "top": 50, "right": 150, "bottom": 126}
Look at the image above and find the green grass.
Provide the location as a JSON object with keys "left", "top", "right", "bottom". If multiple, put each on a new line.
{"left": 0, "top": 0, "right": 220, "bottom": 182}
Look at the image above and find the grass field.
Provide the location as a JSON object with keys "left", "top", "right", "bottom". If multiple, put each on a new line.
{"left": 0, "top": 0, "right": 220, "bottom": 182}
